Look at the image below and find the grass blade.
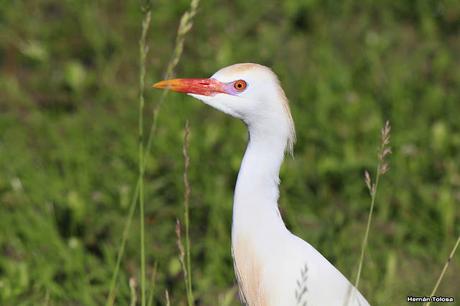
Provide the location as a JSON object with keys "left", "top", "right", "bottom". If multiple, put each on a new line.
{"left": 106, "top": 181, "right": 140, "bottom": 306}
{"left": 424, "top": 235, "right": 460, "bottom": 306}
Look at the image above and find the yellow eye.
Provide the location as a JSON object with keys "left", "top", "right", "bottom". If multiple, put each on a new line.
{"left": 233, "top": 80, "right": 247, "bottom": 91}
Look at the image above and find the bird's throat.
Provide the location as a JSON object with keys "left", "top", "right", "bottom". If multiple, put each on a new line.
{"left": 232, "top": 127, "right": 288, "bottom": 238}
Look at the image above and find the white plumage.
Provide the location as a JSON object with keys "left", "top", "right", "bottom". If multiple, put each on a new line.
{"left": 154, "top": 63, "right": 370, "bottom": 306}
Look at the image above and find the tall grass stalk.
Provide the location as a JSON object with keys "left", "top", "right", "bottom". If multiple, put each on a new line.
{"left": 182, "top": 121, "right": 194, "bottom": 305}
{"left": 147, "top": 263, "right": 158, "bottom": 306}
{"left": 176, "top": 121, "right": 194, "bottom": 306}
{"left": 347, "top": 121, "right": 391, "bottom": 304}
{"left": 106, "top": 1, "right": 201, "bottom": 305}
{"left": 174, "top": 121, "right": 194, "bottom": 305}
{"left": 138, "top": 6, "right": 151, "bottom": 306}
{"left": 147, "top": 0, "right": 201, "bottom": 149}
{"left": 424, "top": 235, "right": 460, "bottom": 306}
{"left": 176, "top": 221, "right": 188, "bottom": 302}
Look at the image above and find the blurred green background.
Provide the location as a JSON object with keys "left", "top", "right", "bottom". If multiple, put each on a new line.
{"left": 1, "top": 0, "right": 459, "bottom": 305}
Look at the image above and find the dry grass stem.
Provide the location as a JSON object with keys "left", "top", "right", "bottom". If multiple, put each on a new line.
{"left": 182, "top": 121, "right": 194, "bottom": 305}
{"left": 165, "top": 290, "right": 171, "bottom": 306}
{"left": 147, "top": 0, "right": 202, "bottom": 144}
{"left": 164, "top": 0, "right": 201, "bottom": 80}
{"left": 176, "top": 218, "right": 194, "bottom": 305}
{"left": 176, "top": 219, "right": 187, "bottom": 274}
{"left": 129, "top": 277, "right": 137, "bottom": 306}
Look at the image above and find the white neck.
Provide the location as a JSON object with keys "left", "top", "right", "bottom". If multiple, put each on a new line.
{"left": 232, "top": 120, "right": 289, "bottom": 239}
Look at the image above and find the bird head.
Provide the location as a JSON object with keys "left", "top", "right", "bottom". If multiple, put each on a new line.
{"left": 153, "top": 63, "right": 296, "bottom": 153}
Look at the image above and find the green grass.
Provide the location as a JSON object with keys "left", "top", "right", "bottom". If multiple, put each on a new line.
{"left": 137, "top": 6, "right": 151, "bottom": 306}
{"left": 1, "top": 1, "right": 460, "bottom": 305}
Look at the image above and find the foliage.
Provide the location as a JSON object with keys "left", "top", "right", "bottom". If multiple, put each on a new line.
{"left": 1, "top": 0, "right": 459, "bottom": 305}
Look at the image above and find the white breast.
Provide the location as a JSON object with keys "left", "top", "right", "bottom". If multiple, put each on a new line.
{"left": 232, "top": 230, "right": 370, "bottom": 306}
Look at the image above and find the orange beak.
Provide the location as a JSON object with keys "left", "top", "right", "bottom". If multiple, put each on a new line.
{"left": 152, "top": 78, "right": 227, "bottom": 96}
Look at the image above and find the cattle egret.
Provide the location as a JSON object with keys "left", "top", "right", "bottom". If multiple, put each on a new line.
{"left": 153, "top": 63, "right": 370, "bottom": 306}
